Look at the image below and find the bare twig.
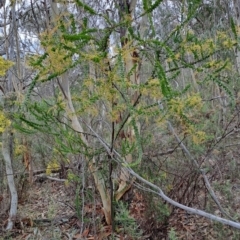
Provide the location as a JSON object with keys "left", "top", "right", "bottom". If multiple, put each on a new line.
{"left": 167, "top": 118, "right": 234, "bottom": 221}
{"left": 45, "top": 176, "right": 66, "bottom": 182}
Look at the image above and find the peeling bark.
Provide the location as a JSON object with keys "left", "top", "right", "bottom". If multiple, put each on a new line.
{"left": 114, "top": 0, "right": 141, "bottom": 201}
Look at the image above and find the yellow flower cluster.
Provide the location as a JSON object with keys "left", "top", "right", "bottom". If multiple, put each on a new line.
{"left": 46, "top": 160, "right": 60, "bottom": 175}
{"left": 14, "top": 144, "right": 26, "bottom": 157}
{"left": 185, "top": 94, "right": 202, "bottom": 108}
{"left": 192, "top": 130, "right": 206, "bottom": 144}
{"left": 0, "top": 112, "right": 11, "bottom": 133}
{"left": 167, "top": 29, "right": 236, "bottom": 65}
{"left": 141, "top": 79, "right": 162, "bottom": 99}
{"left": 0, "top": 57, "right": 13, "bottom": 76}
{"left": 169, "top": 93, "right": 202, "bottom": 115}
{"left": 168, "top": 94, "right": 206, "bottom": 144}
{"left": 187, "top": 125, "right": 206, "bottom": 144}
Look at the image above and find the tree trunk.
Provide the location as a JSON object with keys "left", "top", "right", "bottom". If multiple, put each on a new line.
{"left": 234, "top": 0, "right": 240, "bottom": 73}
{"left": 2, "top": 130, "right": 18, "bottom": 230}
{"left": 47, "top": 0, "right": 112, "bottom": 224}
{"left": 2, "top": 0, "right": 19, "bottom": 230}
{"left": 114, "top": 0, "right": 141, "bottom": 201}
{"left": 59, "top": 74, "right": 111, "bottom": 224}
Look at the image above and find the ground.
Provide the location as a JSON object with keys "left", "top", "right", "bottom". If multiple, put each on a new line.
{"left": 0, "top": 177, "right": 240, "bottom": 239}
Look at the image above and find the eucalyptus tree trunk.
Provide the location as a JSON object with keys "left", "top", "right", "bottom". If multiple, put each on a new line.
{"left": 114, "top": 0, "right": 142, "bottom": 201}
{"left": 2, "top": 129, "right": 17, "bottom": 230}
{"left": 60, "top": 73, "right": 111, "bottom": 224}
{"left": 2, "top": 1, "right": 19, "bottom": 230}
{"left": 49, "top": 0, "right": 111, "bottom": 224}
{"left": 233, "top": 0, "right": 240, "bottom": 73}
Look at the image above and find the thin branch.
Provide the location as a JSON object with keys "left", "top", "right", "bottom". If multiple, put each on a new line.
{"left": 114, "top": 93, "right": 142, "bottom": 141}
{"left": 157, "top": 98, "right": 234, "bottom": 220}
{"left": 45, "top": 176, "right": 66, "bottom": 182}
{"left": 203, "top": 111, "right": 240, "bottom": 161}
{"left": 166, "top": 119, "right": 234, "bottom": 221}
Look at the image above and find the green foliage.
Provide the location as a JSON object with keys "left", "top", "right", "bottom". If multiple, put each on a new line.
{"left": 15, "top": 93, "right": 105, "bottom": 162}
{"left": 156, "top": 61, "right": 172, "bottom": 98}
{"left": 230, "top": 18, "right": 238, "bottom": 40}
{"left": 168, "top": 228, "right": 178, "bottom": 240}
{"left": 0, "top": 111, "right": 11, "bottom": 132}
{"left": 142, "top": 0, "right": 163, "bottom": 15}
{"left": 115, "top": 201, "right": 142, "bottom": 238}
{"left": 21, "top": 4, "right": 236, "bottom": 139}
{"left": 63, "top": 29, "right": 96, "bottom": 41}
{"left": 17, "top": 7, "right": 237, "bottom": 180}
{"left": 186, "top": 0, "right": 202, "bottom": 18}
{"left": 145, "top": 192, "right": 170, "bottom": 222}
{"left": 74, "top": 0, "right": 96, "bottom": 15}
{"left": 212, "top": 222, "right": 240, "bottom": 240}
{"left": 46, "top": 160, "right": 60, "bottom": 175}
{"left": 69, "top": 14, "right": 77, "bottom": 34}
{"left": 142, "top": 0, "right": 149, "bottom": 11}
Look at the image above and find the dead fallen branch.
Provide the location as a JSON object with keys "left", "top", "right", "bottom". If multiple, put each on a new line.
{"left": 86, "top": 122, "right": 240, "bottom": 230}
{"left": 34, "top": 174, "right": 66, "bottom": 183}
{"left": 16, "top": 215, "right": 74, "bottom": 228}
{"left": 5, "top": 167, "right": 70, "bottom": 178}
